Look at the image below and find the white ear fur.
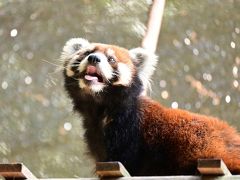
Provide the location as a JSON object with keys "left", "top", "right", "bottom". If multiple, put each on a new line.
{"left": 129, "top": 47, "right": 158, "bottom": 95}
{"left": 62, "top": 38, "right": 90, "bottom": 58}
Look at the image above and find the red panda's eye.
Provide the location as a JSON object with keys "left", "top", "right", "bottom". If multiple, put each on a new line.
{"left": 108, "top": 57, "right": 115, "bottom": 63}
{"left": 84, "top": 51, "right": 91, "bottom": 56}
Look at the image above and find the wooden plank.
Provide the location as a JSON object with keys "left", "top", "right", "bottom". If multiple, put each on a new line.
{"left": 197, "top": 159, "right": 232, "bottom": 176}
{"left": 39, "top": 176, "right": 240, "bottom": 180}
{"left": 40, "top": 179, "right": 98, "bottom": 180}
{"left": 40, "top": 178, "right": 200, "bottom": 180}
{"left": 96, "top": 161, "right": 131, "bottom": 178}
{"left": 0, "top": 163, "right": 37, "bottom": 179}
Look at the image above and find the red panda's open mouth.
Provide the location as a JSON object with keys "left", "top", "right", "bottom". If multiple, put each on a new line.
{"left": 84, "top": 65, "right": 104, "bottom": 83}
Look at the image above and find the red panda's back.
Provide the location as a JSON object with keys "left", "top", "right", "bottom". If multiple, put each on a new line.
{"left": 139, "top": 97, "right": 240, "bottom": 174}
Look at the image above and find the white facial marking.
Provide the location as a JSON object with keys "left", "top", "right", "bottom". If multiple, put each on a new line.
{"left": 79, "top": 79, "right": 87, "bottom": 89}
{"left": 90, "top": 83, "right": 105, "bottom": 92}
{"left": 79, "top": 78, "right": 105, "bottom": 92}
{"left": 107, "top": 48, "right": 115, "bottom": 56}
{"left": 113, "top": 63, "right": 132, "bottom": 86}
{"left": 79, "top": 58, "right": 88, "bottom": 73}
{"left": 66, "top": 68, "right": 74, "bottom": 77}
{"left": 94, "top": 52, "right": 113, "bottom": 80}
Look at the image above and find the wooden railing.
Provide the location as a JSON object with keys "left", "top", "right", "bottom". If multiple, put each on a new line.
{"left": 0, "top": 159, "right": 240, "bottom": 179}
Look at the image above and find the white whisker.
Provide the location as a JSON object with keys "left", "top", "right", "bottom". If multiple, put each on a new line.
{"left": 41, "top": 59, "right": 63, "bottom": 68}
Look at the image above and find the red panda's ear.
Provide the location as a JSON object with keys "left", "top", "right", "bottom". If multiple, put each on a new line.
{"left": 129, "top": 48, "right": 158, "bottom": 94}
{"left": 62, "top": 38, "right": 90, "bottom": 57}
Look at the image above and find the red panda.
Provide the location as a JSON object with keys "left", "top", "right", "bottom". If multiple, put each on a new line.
{"left": 61, "top": 38, "right": 240, "bottom": 176}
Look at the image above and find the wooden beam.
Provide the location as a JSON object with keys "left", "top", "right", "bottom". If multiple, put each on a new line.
{"left": 0, "top": 163, "right": 37, "bottom": 180}
{"left": 140, "top": 0, "right": 165, "bottom": 95}
{"left": 141, "top": 0, "right": 166, "bottom": 53}
{"left": 39, "top": 176, "right": 240, "bottom": 180}
{"left": 40, "top": 177, "right": 201, "bottom": 180}
{"left": 197, "top": 159, "right": 232, "bottom": 176}
{"left": 96, "top": 161, "right": 131, "bottom": 178}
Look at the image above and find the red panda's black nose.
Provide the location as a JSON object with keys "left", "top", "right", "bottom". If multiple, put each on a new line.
{"left": 88, "top": 54, "right": 101, "bottom": 64}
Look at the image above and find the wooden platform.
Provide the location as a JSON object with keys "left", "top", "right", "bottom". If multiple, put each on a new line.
{"left": 1, "top": 159, "right": 240, "bottom": 180}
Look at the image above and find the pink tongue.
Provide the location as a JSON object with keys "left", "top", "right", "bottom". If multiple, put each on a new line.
{"left": 86, "top": 65, "right": 97, "bottom": 74}
{"left": 85, "top": 65, "right": 99, "bottom": 82}
{"left": 85, "top": 75, "right": 98, "bottom": 81}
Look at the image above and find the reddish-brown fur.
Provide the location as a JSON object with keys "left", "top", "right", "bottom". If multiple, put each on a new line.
{"left": 93, "top": 43, "right": 134, "bottom": 67}
{"left": 140, "top": 97, "right": 240, "bottom": 174}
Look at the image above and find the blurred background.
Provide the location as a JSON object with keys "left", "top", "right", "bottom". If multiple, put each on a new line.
{"left": 0, "top": 0, "right": 239, "bottom": 178}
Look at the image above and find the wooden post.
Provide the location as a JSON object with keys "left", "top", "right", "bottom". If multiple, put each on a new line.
{"left": 0, "top": 160, "right": 236, "bottom": 179}
{"left": 141, "top": 0, "right": 165, "bottom": 95}
{"left": 96, "top": 162, "right": 131, "bottom": 178}
{"left": 141, "top": 0, "right": 166, "bottom": 53}
{"left": 197, "top": 159, "right": 232, "bottom": 176}
{"left": 0, "top": 163, "right": 37, "bottom": 180}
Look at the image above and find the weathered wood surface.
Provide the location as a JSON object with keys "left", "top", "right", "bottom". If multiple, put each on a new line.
{"left": 40, "top": 177, "right": 200, "bottom": 180}
{"left": 2, "top": 159, "right": 240, "bottom": 180}
{"left": 40, "top": 176, "right": 240, "bottom": 180}
{"left": 96, "top": 161, "right": 131, "bottom": 177}
{"left": 197, "top": 159, "right": 232, "bottom": 176}
{"left": 0, "top": 163, "right": 37, "bottom": 179}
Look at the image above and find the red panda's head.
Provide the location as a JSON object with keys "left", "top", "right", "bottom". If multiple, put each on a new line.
{"left": 61, "top": 38, "right": 157, "bottom": 95}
